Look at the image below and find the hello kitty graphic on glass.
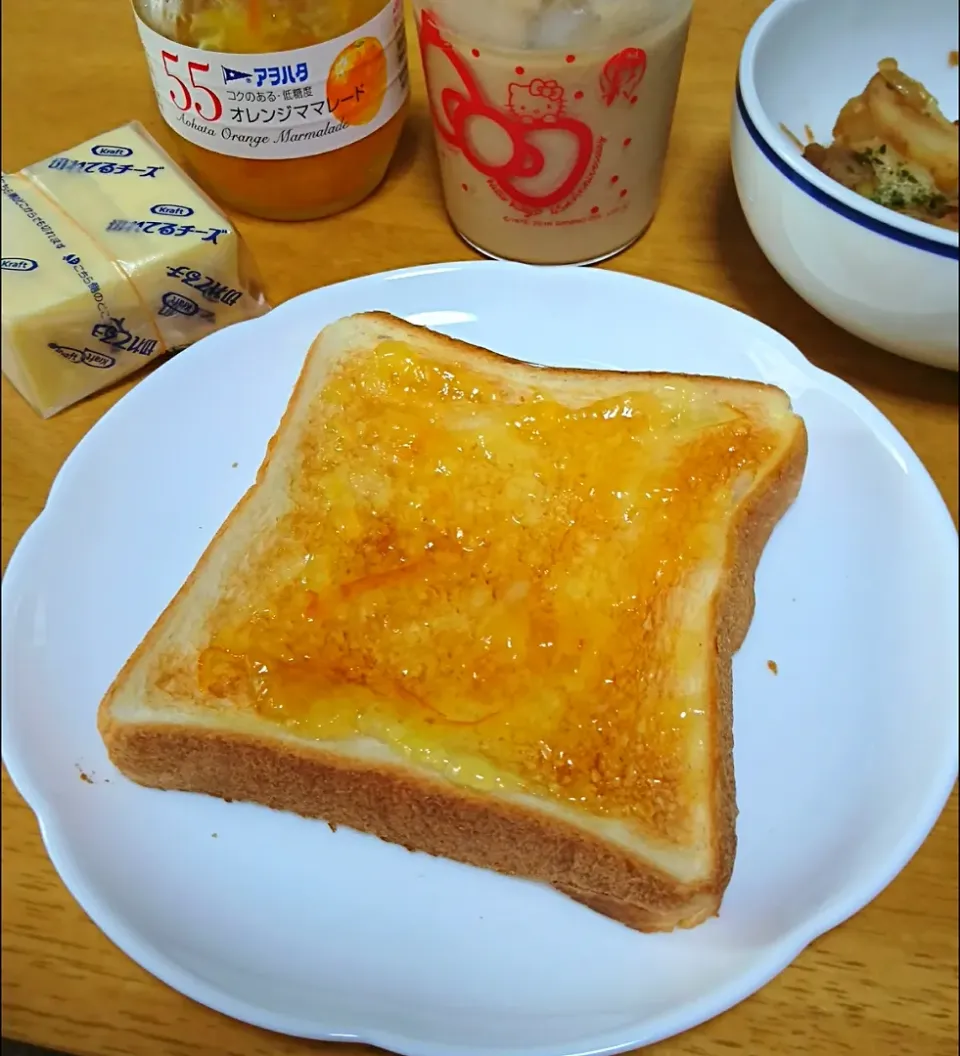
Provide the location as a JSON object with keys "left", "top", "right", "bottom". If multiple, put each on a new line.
{"left": 414, "top": 0, "right": 693, "bottom": 265}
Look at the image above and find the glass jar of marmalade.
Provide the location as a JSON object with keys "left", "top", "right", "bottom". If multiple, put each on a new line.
{"left": 132, "top": 0, "right": 409, "bottom": 220}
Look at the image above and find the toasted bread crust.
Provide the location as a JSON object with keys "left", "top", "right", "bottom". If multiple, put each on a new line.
{"left": 97, "top": 312, "right": 808, "bottom": 932}
{"left": 705, "top": 417, "right": 808, "bottom": 908}
{"left": 104, "top": 723, "right": 718, "bottom": 930}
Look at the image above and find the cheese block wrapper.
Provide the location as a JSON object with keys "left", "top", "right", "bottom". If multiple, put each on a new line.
{"left": 1, "top": 122, "right": 269, "bottom": 418}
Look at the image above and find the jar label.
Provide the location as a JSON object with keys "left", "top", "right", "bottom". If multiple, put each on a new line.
{"left": 134, "top": 1, "right": 408, "bottom": 161}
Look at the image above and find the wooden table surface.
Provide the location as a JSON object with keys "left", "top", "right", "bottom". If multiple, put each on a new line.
{"left": 2, "top": 1, "right": 957, "bottom": 1054}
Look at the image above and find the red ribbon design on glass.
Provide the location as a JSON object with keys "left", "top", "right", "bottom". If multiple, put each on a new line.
{"left": 525, "top": 78, "right": 563, "bottom": 103}
{"left": 418, "top": 10, "right": 594, "bottom": 212}
{"left": 599, "top": 47, "right": 647, "bottom": 107}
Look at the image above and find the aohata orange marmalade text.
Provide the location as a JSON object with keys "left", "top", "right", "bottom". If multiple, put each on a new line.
{"left": 195, "top": 342, "right": 779, "bottom": 839}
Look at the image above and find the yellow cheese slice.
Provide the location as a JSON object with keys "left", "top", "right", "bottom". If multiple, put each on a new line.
{"left": 1, "top": 172, "right": 163, "bottom": 417}
{"left": 2, "top": 122, "right": 267, "bottom": 417}
{"left": 22, "top": 122, "right": 258, "bottom": 354}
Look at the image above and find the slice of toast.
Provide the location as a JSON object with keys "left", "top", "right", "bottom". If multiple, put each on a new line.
{"left": 98, "top": 312, "right": 807, "bottom": 932}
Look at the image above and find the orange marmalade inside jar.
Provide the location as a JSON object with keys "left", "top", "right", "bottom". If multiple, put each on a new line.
{"left": 133, "top": 0, "right": 408, "bottom": 220}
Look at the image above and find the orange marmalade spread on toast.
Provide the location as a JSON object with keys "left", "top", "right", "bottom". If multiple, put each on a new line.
{"left": 194, "top": 342, "right": 780, "bottom": 838}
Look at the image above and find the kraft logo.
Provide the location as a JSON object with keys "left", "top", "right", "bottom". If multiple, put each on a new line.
{"left": 48, "top": 343, "right": 116, "bottom": 369}
{"left": 82, "top": 348, "right": 118, "bottom": 368}
{"left": 150, "top": 203, "right": 195, "bottom": 217}
{"left": 1, "top": 257, "right": 38, "bottom": 272}
{"left": 91, "top": 144, "right": 134, "bottom": 157}
{"left": 160, "top": 291, "right": 200, "bottom": 316}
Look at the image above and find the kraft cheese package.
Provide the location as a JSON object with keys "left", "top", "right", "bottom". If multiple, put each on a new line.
{"left": 1, "top": 122, "right": 269, "bottom": 417}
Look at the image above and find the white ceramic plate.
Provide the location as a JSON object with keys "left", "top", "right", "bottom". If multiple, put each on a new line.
{"left": 2, "top": 262, "right": 957, "bottom": 1056}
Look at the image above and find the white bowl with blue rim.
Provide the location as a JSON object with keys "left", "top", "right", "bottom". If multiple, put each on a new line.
{"left": 732, "top": 0, "right": 959, "bottom": 372}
